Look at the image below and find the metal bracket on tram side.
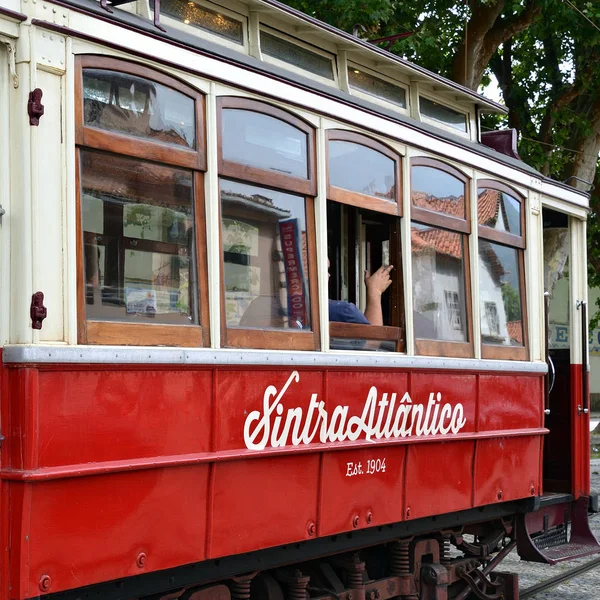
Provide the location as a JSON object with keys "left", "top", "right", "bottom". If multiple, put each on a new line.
{"left": 544, "top": 291, "right": 552, "bottom": 415}
{"left": 577, "top": 300, "right": 589, "bottom": 415}
{"left": 0, "top": 35, "right": 18, "bottom": 89}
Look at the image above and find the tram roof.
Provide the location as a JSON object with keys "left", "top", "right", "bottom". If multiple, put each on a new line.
{"left": 29, "top": 0, "right": 590, "bottom": 207}
{"left": 248, "top": 0, "right": 508, "bottom": 115}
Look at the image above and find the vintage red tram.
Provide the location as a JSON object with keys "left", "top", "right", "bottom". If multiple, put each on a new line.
{"left": 0, "top": 0, "right": 597, "bottom": 599}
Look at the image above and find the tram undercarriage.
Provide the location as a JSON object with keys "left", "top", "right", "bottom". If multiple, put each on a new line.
{"left": 133, "top": 521, "right": 520, "bottom": 600}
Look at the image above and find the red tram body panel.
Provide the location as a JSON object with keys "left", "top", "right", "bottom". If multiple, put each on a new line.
{"left": 1, "top": 357, "right": 546, "bottom": 596}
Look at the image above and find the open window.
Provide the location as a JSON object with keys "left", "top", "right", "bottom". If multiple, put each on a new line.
{"left": 327, "top": 130, "right": 404, "bottom": 352}
{"left": 217, "top": 97, "right": 319, "bottom": 350}
{"left": 477, "top": 180, "right": 528, "bottom": 360}
{"left": 411, "top": 157, "right": 473, "bottom": 357}
{"left": 75, "top": 56, "right": 209, "bottom": 347}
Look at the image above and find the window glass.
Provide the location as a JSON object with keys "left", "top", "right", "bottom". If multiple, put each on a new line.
{"left": 478, "top": 188, "right": 521, "bottom": 235}
{"left": 83, "top": 69, "right": 196, "bottom": 148}
{"left": 329, "top": 140, "right": 396, "bottom": 200}
{"left": 155, "top": 0, "right": 243, "bottom": 44}
{"left": 419, "top": 97, "right": 467, "bottom": 132}
{"left": 221, "top": 179, "right": 311, "bottom": 330}
{"left": 412, "top": 166, "right": 465, "bottom": 218}
{"left": 221, "top": 108, "right": 308, "bottom": 179}
{"left": 478, "top": 241, "right": 523, "bottom": 346}
{"left": 348, "top": 68, "right": 406, "bottom": 107}
{"left": 411, "top": 222, "right": 467, "bottom": 341}
{"left": 81, "top": 150, "right": 196, "bottom": 325}
{"left": 261, "top": 31, "right": 334, "bottom": 80}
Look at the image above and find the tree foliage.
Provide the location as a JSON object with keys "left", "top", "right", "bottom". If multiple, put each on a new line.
{"left": 282, "top": 0, "right": 600, "bottom": 313}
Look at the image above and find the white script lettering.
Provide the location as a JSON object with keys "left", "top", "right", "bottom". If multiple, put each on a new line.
{"left": 243, "top": 371, "right": 467, "bottom": 450}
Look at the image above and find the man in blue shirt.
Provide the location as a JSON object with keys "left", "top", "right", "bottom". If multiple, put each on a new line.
{"left": 328, "top": 262, "right": 394, "bottom": 326}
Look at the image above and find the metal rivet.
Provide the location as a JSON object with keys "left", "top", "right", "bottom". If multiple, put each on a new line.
{"left": 136, "top": 552, "right": 147, "bottom": 568}
{"left": 366, "top": 511, "right": 373, "bottom": 524}
{"left": 497, "top": 490, "right": 503, "bottom": 500}
{"left": 406, "top": 507, "right": 411, "bottom": 518}
{"left": 39, "top": 575, "right": 52, "bottom": 592}
{"left": 352, "top": 515, "right": 360, "bottom": 528}
{"left": 307, "top": 522, "right": 316, "bottom": 536}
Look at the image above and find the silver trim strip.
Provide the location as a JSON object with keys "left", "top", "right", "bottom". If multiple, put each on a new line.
{"left": 2, "top": 345, "right": 548, "bottom": 373}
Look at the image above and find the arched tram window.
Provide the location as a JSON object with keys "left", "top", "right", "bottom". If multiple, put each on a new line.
{"left": 477, "top": 180, "right": 528, "bottom": 360}
{"left": 410, "top": 157, "right": 473, "bottom": 357}
{"left": 217, "top": 97, "right": 320, "bottom": 351}
{"left": 75, "top": 56, "right": 209, "bottom": 347}
{"left": 327, "top": 130, "right": 404, "bottom": 352}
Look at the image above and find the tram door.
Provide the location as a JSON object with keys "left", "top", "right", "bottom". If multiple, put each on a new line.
{"left": 542, "top": 208, "right": 588, "bottom": 497}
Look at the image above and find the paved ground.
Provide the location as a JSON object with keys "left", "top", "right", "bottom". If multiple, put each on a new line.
{"left": 497, "top": 454, "right": 600, "bottom": 599}
{"left": 490, "top": 416, "right": 600, "bottom": 598}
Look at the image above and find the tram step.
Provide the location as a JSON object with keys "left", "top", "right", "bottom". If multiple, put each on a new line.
{"left": 517, "top": 496, "right": 600, "bottom": 565}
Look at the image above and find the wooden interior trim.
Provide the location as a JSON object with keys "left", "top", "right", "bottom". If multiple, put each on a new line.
{"left": 411, "top": 207, "right": 470, "bottom": 234}
{"left": 217, "top": 96, "right": 317, "bottom": 190}
{"left": 86, "top": 321, "right": 203, "bottom": 347}
{"left": 224, "top": 328, "right": 316, "bottom": 351}
{"left": 415, "top": 339, "right": 474, "bottom": 358}
{"left": 78, "top": 128, "right": 203, "bottom": 170}
{"left": 219, "top": 161, "right": 316, "bottom": 196}
{"left": 481, "top": 344, "right": 528, "bottom": 361}
{"left": 478, "top": 226, "right": 525, "bottom": 249}
{"left": 411, "top": 156, "right": 469, "bottom": 183}
{"left": 328, "top": 186, "right": 399, "bottom": 216}
{"left": 329, "top": 322, "right": 401, "bottom": 341}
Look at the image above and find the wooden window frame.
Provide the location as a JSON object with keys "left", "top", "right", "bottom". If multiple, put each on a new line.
{"left": 477, "top": 180, "right": 528, "bottom": 361}
{"left": 217, "top": 97, "right": 317, "bottom": 197}
{"left": 410, "top": 157, "right": 474, "bottom": 358}
{"left": 327, "top": 130, "right": 402, "bottom": 217}
{"left": 217, "top": 98, "right": 320, "bottom": 351}
{"left": 411, "top": 156, "right": 470, "bottom": 231}
{"left": 327, "top": 131, "right": 405, "bottom": 352}
{"left": 75, "top": 56, "right": 210, "bottom": 347}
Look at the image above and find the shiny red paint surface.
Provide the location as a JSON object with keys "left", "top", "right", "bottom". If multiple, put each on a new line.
{"left": 474, "top": 436, "right": 542, "bottom": 505}
{"left": 0, "top": 361, "right": 549, "bottom": 598}
{"left": 571, "top": 364, "right": 590, "bottom": 498}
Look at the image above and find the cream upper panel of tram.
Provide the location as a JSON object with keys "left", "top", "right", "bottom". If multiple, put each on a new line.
{"left": 57, "top": 9, "right": 588, "bottom": 211}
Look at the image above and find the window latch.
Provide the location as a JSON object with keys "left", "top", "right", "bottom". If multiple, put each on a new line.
{"left": 30, "top": 291, "right": 47, "bottom": 330}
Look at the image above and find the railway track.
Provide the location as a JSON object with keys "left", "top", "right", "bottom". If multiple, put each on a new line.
{"left": 519, "top": 555, "right": 600, "bottom": 598}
